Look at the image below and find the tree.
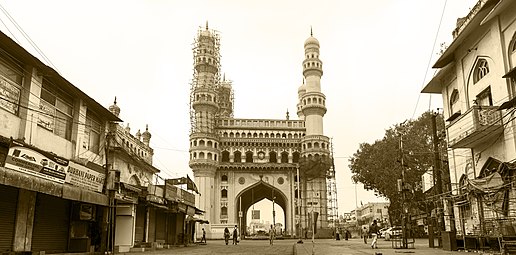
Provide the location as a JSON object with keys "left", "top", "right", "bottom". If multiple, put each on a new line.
{"left": 349, "top": 111, "right": 447, "bottom": 224}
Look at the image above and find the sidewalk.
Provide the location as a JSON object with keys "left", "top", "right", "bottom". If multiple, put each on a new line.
{"left": 293, "top": 238, "right": 499, "bottom": 255}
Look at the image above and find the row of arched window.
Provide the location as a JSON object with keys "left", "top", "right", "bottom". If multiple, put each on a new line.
{"left": 221, "top": 131, "right": 304, "bottom": 139}
{"left": 306, "top": 53, "right": 319, "bottom": 59}
{"left": 195, "top": 56, "right": 217, "bottom": 66}
{"left": 220, "top": 150, "right": 300, "bottom": 163}
{"left": 191, "top": 139, "right": 219, "bottom": 149}
{"left": 194, "top": 93, "right": 217, "bottom": 103}
{"left": 191, "top": 151, "right": 218, "bottom": 161}
{"left": 302, "top": 96, "right": 325, "bottom": 106}
{"left": 190, "top": 150, "right": 326, "bottom": 163}
{"left": 302, "top": 141, "right": 329, "bottom": 150}
{"left": 121, "top": 137, "right": 148, "bottom": 158}
{"left": 304, "top": 61, "right": 321, "bottom": 69}
{"left": 221, "top": 141, "right": 300, "bottom": 149}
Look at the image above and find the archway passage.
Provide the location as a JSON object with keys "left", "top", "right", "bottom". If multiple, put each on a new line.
{"left": 236, "top": 181, "right": 288, "bottom": 236}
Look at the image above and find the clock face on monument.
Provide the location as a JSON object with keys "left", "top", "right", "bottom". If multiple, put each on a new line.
{"left": 258, "top": 151, "right": 265, "bottom": 160}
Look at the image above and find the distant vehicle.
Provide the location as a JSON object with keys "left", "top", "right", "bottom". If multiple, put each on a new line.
{"left": 384, "top": 226, "right": 402, "bottom": 241}
{"left": 378, "top": 227, "right": 388, "bottom": 238}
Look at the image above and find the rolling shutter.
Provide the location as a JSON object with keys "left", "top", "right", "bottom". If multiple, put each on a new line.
{"left": 32, "top": 193, "right": 70, "bottom": 253}
{"left": 0, "top": 185, "right": 18, "bottom": 252}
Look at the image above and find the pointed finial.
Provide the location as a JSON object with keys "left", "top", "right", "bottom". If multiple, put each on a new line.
{"left": 114, "top": 96, "right": 117, "bottom": 105}
{"left": 286, "top": 109, "right": 290, "bottom": 120}
{"left": 310, "top": 26, "right": 313, "bottom": 37}
{"left": 223, "top": 73, "right": 226, "bottom": 81}
{"left": 146, "top": 124, "right": 149, "bottom": 131}
{"left": 206, "top": 21, "right": 209, "bottom": 30}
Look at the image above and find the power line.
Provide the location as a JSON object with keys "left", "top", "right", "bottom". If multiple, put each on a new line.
{"left": 412, "top": 0, "right": 448, "bottom": 119}
{"left": 0, "top": 2, "right": 60, "bottom": 72}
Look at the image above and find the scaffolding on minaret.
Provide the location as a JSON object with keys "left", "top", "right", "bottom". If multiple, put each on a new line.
{"left": 326, "top": 138, "right": 339, "bottom": 229}
{"left": 189, "top": 25, "right": 222, "bottom": 134}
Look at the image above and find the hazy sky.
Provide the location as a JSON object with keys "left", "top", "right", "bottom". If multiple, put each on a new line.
{"left": 0, "top": 0, "right": 479, "bottom": 223}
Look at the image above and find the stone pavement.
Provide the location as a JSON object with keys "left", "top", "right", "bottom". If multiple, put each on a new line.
{"left": 294, "top": 237, "right": 491, "bottom": 255}
{"left": 124, "top": 237, "right": 498, "bottom": 255}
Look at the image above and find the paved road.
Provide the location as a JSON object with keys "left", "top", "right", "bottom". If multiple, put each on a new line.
{"left": 130, "top": 239, "right": 294, "bottom": 255}
{"left": 127, "top": 238, "right": 471, "bottom": 255}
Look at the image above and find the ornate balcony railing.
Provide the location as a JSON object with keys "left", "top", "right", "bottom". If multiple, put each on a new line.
{"left": 447, "top": 106, "right": 503, "bottom": 148}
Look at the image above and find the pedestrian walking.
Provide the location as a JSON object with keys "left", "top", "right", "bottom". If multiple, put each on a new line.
{"left": 362, "top": 226, "right": 368, "bottom": 244}
{"left": 370, "top": 220, "right": 379, "bottom": 249}
{"left": 224, "top": 227, "right": 230, "bottom": 245}
{"left": 269, "top": 225, "right": 275, "bottom": 246}
{"left": 201, "top": 228, "right": 206, "bottom": 243}
{"left": 232, "top": 225, "right": 238, "bottom": 245}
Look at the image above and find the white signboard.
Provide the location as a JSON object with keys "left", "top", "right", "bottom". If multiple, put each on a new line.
{"left": 66, "top": 161, "right": 105, "bottom": 193}
{"left": 4, "top": 140, "right": 68, "bottom": 183}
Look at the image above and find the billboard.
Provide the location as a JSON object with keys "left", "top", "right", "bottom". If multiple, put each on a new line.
{"left": 4, "top": 140, "right": 68, "bottom": 183}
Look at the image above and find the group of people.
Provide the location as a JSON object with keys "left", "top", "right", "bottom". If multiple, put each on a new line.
{"left": 202, "top": 225, "right": 276, "bottom": 246}
{"left": 223, "top": 225, "right": 239, "bottom": 245}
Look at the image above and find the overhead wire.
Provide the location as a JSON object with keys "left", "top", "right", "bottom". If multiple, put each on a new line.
{"left": 412, "top": 0, "right": 448, "bottom": 119}
{"left": 0, "top": 2, "right": 60, "bottom": 72}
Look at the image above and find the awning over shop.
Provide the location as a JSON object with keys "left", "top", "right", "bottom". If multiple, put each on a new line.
{"left": 121, "top": 182, "right": 142, "bottom": 193}
{"left": 187, "top": 215, "right": 209, "bottom": 224}
{"left": 148, "top": 202, "right": 168, "bottom": 210}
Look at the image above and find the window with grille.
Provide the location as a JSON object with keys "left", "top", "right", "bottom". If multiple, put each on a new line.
{"left": 474, "top": 59, "right": 489, "bottom": 83}
{"left": 0, "top": 56, "right": 23, "bottom": 115}
{"left": 86, "top": 111, "right": 101, "bottom": 154}
{"left": 38, "top": 80, "right": 73, "bottom": 140}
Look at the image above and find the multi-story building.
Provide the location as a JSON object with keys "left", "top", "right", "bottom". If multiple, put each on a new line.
{"left": 0, "top": 28, "right": 201, "bottom": 254}
{"left": 422, "top": 0, "right": 516, "bottom": 240}
{"left": 0, "top": 30, "right": 120, "bottom": 253}
{"left": 188, "top": 24, "right": 337, "bottom": 239}
{"left": 355, "top": 202, "right": 390, "bottom": 227}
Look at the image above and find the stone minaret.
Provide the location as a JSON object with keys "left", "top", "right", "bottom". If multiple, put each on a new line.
{"left": 189, "top": 23, "right": 221, "bottom": 233}
{"left": 299, "top": 30, "right": 329, "bottom": 231}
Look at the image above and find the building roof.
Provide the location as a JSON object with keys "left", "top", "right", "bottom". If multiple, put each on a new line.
{"left": 0, "top": 31, "right": 122, "bottom": 122}
{"left": 432, "top": 0, "right": 499, "bottom": 68}
{"left": 421, "top": 64, "right": 455, "bottom": 94}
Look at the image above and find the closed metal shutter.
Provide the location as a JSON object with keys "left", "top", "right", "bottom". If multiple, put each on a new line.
{"left": 155, "top": 210, "right": 166, "bottom": 241}
{"left": 32, "top": 193, "right": 70, "bottom": 253}
{"left": 0, "top": 185, "right": 18, "bottom": 252}
{"left": 134, "top": 205, "right": 146, "bottom": 243}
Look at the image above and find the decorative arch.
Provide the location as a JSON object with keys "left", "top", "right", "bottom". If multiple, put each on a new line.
{"left": 128, "top": 175, "right": 141, "bottom": 186}
{"left": 281, "top": 151, "right": 289, "bottom": 163}
{"left": 234, "top": 151, "right": 242, "bottom": 163}
{"left": 269, "top": 151, "right": 277, "bottom": 163}
{"left": 234, "top": 180, "right": 288, "bottom": 232}
{"left": 466, "top": 56, "right": 494, "bottom": 107}
{"left": 221, "top": 151, "right": 230, "bottom": 162}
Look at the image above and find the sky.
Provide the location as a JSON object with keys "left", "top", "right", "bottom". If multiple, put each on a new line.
{"left": 0, "top": 0, "right": 480, "bottom": 225}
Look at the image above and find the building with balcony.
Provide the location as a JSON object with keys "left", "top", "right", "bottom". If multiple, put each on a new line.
{"left": 422, "top": 0, "right": 516, "bottom": 245}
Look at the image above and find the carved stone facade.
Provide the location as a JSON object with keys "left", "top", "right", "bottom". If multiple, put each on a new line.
{"left": 188, "top": 25, "right": 332, "bottom": 238}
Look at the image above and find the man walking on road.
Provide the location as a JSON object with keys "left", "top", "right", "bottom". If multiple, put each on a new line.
{"left": 370, "top": 220, "right": 379, "bottom": 249}
{"left": 233, "top": 225, "right": 238, "bottom": 245}
{"left": 269, "top": 225, "right": 275, "bottom": 246}
{"left": 201, "top": 228, "right": 206, "bottom": 243}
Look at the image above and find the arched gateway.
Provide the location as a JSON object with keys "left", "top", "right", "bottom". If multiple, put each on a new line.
{"left": 188, "top": 24, "right": 335, "bottom": 239}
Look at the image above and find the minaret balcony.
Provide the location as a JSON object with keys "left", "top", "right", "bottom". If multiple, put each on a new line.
{"left": 192, "top": 100, "right": 219, "bottom": 111}
{"left": 446, "top": 105, "right": 503, "bottom": 148}
{"left": 301, "top": 104, "right": 327, "bottom": 116}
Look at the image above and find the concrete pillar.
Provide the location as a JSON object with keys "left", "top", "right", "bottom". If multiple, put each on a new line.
{"left": 13, "top": 189, "right": 36, "bottom": 252}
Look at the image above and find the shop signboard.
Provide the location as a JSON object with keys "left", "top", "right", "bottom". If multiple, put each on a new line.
{"left": 4, "top": 140, "right": 68, "bottom": 183}
{"left": 65, "top": 161, "right": 105, "bottom": 193}
{"left": 164, "top": 179, "right": 180, "bottom": 201}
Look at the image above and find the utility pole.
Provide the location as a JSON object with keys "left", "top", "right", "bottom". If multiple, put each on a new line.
{"left": 400, "top": 134, "right": 408, "bottom": 249}
{"left": 432, "top": 112, "right": 444, "bottom": 247}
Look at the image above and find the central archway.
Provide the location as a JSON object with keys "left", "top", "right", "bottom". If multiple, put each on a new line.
{"left": 235, "top": 180, "right": 288, "bottom": 236}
